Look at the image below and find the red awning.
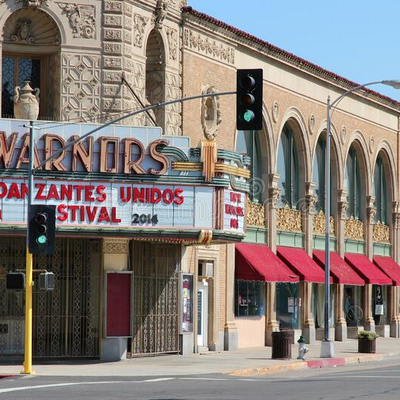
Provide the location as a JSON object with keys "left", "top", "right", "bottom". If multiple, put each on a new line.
{"left": 373, "top": 256, "right": 400, "bottom": 286}
{"left": 235, "top": 243, "right": 299, "bottom": 282}
{"left": 277, "top": 246, "right": 330, "bottom": 283}
{"left": 313, "top": 251, "right": 365, "bottom": 285}
{"left": 345, "top": 254, "right": 392, "bottom": 285}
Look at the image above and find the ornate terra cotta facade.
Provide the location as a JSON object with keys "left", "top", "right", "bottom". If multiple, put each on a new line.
{"left": 1, "top": 0, "right": 400, "bottom": 362}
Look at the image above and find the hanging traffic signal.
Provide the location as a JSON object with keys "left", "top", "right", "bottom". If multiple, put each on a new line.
{"left": 28, "top": 205, "right": 56, "bottom": 255}
{"left": 6, "top": 272, "right": 25, "bottom": 290}
{"left": 236, "top": 69, "right": 263, "bottom": 131}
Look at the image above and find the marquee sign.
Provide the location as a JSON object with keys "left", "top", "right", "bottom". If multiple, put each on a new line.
{"left": 0, "top": 178, "right": 214, "bottom": 229}
{"left": 0, "top": 120, "right": 248, "bottom": 238}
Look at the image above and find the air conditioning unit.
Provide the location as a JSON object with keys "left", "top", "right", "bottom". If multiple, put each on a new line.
{"left": 198, "top": 262, "right": 214, "bottom": 278}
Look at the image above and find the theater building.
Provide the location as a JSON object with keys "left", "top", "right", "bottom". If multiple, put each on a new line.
{"left": 1, "top": 0, "right": 400, "bottom": 361}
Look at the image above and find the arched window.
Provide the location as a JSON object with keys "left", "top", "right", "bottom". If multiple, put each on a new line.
{"left": 236, "top": 130, "right": 262, "bottom": 203}
{"left": 344, "top": 147, "right": 362, "bottom": 219}
{"left": 277, "top": 125, "right": 299, "bottom": 208}
{"left": 312, "top": 135, "right": 333, "bottom": 213}
{"left": 374, "top": 154, "right": 388, "bottom": 224}
{"left": 1, "top": 9, "right": 61, "bottom": 119}
{"left": 145, "top": 29, "right": 165, "bottom": 129}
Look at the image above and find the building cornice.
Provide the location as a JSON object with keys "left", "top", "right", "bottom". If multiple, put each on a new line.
{"left": 182, "top": 6, "right": 400, "bottom": 112}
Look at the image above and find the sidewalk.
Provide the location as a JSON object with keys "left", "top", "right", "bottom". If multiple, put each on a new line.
{"left": 1, "top": 337, "right": 400, "bottom": 378}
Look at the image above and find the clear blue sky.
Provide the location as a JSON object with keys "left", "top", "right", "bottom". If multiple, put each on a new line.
{"left": 189, "top": 1, "right": 400, "bottom": 102}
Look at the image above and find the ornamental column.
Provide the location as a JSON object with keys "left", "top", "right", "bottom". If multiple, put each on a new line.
{"left": 335, "top": 192, "right": 348, "bottom": 341}
{"left": 391, "top": 202, "right": 400, "bottom": 337}
{"left": 302, "top": 183, "right": 317, "bottom": 344}
{"left": 224, "top": 243, "right": 238, "bottom": 350}
{"left": 265, "top": 174, "right": 280, "bottom": 346}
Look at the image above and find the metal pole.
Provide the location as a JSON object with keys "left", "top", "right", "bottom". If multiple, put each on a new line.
{"left": 22, "top": 120, "right": 34, "bottom": 374}
{"left": 324, "top": 97, "right": 331, "bottom": 343}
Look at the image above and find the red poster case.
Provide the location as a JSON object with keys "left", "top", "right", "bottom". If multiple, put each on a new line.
{"left": 105, "top": 272, "right": 132, "bottom": 337}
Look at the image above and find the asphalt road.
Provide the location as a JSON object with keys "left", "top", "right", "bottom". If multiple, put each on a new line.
{"left": 1, "top": 359, "right": 400, "bottom": 400}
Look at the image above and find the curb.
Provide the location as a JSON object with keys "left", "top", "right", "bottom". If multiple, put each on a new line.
{"left": 227, "top": 351, "right": 400, "bottom": 377}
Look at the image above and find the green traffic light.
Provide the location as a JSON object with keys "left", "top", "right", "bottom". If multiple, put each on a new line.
{"left": 36, "top": 235, "right": 47, "bottom": 245}
{"left": 241, "top": 109, "right": 255, "bottom": 122}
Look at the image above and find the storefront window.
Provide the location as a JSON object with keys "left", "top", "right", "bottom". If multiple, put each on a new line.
{"left": 312, "top": 283, "right": 335, "bottom": 328}
{"left": 372, "top": 284, "right": 388, "bottom": 326}
{"left": 344, "top": 285, "right": 363, "bottom": 326}
{"left": 276, "top": 282, "right": 301, "bottom": 329}
{"left": 235, "top": 280, "right": 265, "bottom": 316}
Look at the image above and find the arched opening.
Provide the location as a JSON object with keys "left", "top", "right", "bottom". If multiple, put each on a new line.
{"left": 1, "top": 8, "right": 61, "bottom": 119}
{"left": 344, "top": 145, "right": 364, "bottom": 220}
{"left": 373, "top": 153, "right": 389, "bottom": 225}
{"left": 145, "top": 29, "right": 166, "bottom": 129}
{"left": 236, "top": 130, "right": 263, "bottom": 203}
{"left": 277, "top": 123, "right": 303, "bottom": 209}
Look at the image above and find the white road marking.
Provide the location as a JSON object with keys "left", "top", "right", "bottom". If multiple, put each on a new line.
{"left": 0, "top": 378, "right": 175, "bottom": 394}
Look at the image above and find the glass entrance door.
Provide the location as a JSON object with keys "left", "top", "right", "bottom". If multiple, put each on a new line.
{"left": 197, "top": 281, "right": 209, "bottom": 348}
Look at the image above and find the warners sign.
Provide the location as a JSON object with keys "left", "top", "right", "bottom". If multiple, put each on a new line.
{"left": 0, "top": 124, "right": 170, "bottom": 175}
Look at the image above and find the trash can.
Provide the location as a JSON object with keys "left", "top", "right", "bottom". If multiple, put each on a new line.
{"left": 272, "top": 330, "right": 293, "bottom": 359}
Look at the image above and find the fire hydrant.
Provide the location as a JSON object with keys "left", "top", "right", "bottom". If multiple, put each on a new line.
{"left": 297, "top": 335, "right": 308, "bottom": 360}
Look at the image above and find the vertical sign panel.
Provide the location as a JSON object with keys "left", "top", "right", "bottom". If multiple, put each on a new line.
{"left": 106, "top": 272, "right": 131, "bottom": 337}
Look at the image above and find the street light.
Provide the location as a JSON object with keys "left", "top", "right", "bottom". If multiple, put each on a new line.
{"left": 321, "top": 79, "right": 400, "bottom": 358}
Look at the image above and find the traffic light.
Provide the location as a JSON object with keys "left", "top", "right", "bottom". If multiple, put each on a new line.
{"left": 28, "top": 205, "right": 56, "bottom": 255}
{"left": 236, "top": 68, "right": 263, "bottom": 131}
{"left": 6, "top": 272, "right": 25, "bottom": 290}
{"left": 38, "top": 272, "right": 55, "bottom": 291}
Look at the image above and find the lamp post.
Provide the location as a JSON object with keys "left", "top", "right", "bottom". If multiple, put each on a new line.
{"left": 321, "top": 79, "right": 400, "bottom": 358}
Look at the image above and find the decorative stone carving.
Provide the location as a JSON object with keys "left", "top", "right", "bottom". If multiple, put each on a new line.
{"left": 16, "top": 0, "right": 48, "bottom": 7}
{"left": 165, "top": 71, "right": 182, "bottom": 136}
{"left": 104, "top": 29, "right": 122, "bottom": 41}
{"left": 154, "top": 0, "right": 168, "bottom": 29}
{"left": 367, "top": 205, "right": 377, "bottom": 224}
{"left": 133, "top": 14, "right": 149, "bottom": 47}
{"left": 61, "top": 53, "right": 101, "bottom": 121}
{"left": 269, "top": 187, "right": 281, "bottom": 209}
{"left": 183, "top": 28, "right": 235, "bottom": 65}
{"left": 277, "top": 205, "right": 303, "bottom": 233}
{"left": 103, "top": 239, "right": 129, "bottom": 254}
{"left": 169, "top": 0, "right": 187, "bottom": 7}
{"left": 103, "top": 1, "right": 122, "bottom": 13}
{"left": 338, "top": 200, "right": 348, "bottom": 220}
{"left": 309, "top": 114, "right": 315, "bottom": 134}
{"left": 373, "top": 221, "right": 390, "bottom": 243}
{"left": 247, "top": 198, "right": 266, "bottom": 228}
{"left": 341, "top": 126, "right": 346, "bottom": 144}
{"left": 58, "top": 3, "right": 96, "bottom": 39}
{"left": 200, "top": 85, "right": 222, "bottom": 140}
{"left": 10, "top": 20, "right": 35, "bottom": 43}
{"left": 305, "top": 193, "right": 318, "bottom": 214}
{"left": 344, "top": 216, "right": 364, "bottom": 240}
{"left": 165, "top": 26, "right": 178, "bottom": 60}
{"left": 369, "top": 136, "right": 375, "bottom": 154}
{"left": 272, "top": 101, "right": 279, "bottom": 123}
{"left": 313, "top": 210, "right": 335, "bottom": 236}
{"left": 3, "top": 9, "right": 60, "bottom": 45}
{"left": 392, "top": 201, "right": 400, "bottom": 229}
{"left": 14, "top": 81, "right": 40, "bottom": 120}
